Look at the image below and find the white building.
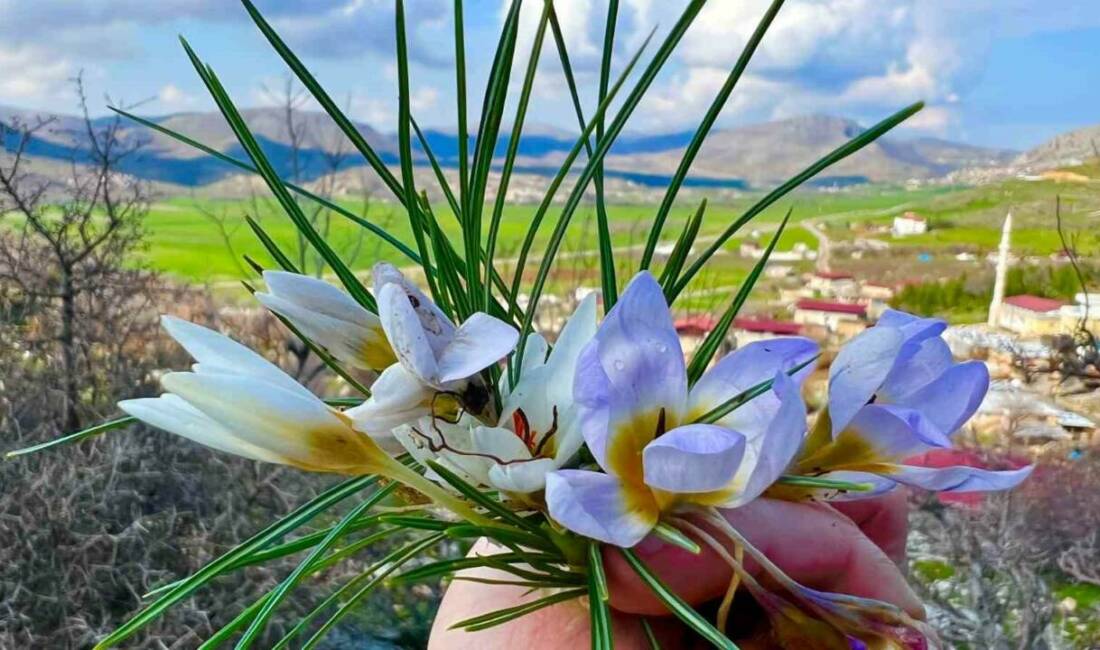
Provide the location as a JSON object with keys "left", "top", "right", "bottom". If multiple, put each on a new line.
{"left": 891, "top": 212, "right": 928, "bottom": 237}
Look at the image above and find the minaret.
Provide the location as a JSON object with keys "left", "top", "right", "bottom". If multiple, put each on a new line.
{"left": 988, "top": 212, "right": 1012, "bottom": 327}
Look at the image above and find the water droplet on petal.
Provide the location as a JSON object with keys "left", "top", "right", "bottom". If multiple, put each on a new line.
{"left": 613, "top": 359, "right": 625, "bottom": 371}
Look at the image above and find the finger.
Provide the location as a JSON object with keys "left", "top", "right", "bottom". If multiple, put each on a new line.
{"left": 430, "top": 539, "right": 691, "bottom": 649}
{"left": 831, "top": 489, "right": 909, "bottom": 565}
{"left": 724, "top": 499, "right": 924, "bottom": 619}
{"left": 603, "top": 498, "right": 923, "bottom": 620}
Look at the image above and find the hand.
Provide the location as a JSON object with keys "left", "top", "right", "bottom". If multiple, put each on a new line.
{"left": 429, "top": 492, "right": 922, "bottom": 649}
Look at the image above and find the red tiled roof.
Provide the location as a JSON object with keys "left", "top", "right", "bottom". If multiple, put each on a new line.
{"left": 1004, "top": 294, "right": 1065, "bottom": 313}
{"left": 795, "top": 299, "right": 866, "bottom": 316}
{"left": 813, "top": 270, "right": 853, "bottom": 280}
{"left": 899, "top": 211, "right": 926, "bottom": 222}
{"left": 733, "top": 317, "right": 802, "bottom": 335}
{"left": 675, "top": 315, "right": 718, "bottom": 336}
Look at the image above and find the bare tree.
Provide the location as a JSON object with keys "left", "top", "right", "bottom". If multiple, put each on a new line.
{"left": 0, "top": 76, "right": 149, "bottom": 431}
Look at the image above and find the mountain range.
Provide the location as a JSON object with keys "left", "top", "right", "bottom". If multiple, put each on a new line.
{"left": 2, "top": 104, "right": 1089, "bottom": 193}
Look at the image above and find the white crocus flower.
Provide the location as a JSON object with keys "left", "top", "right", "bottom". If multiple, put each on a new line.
{"left": 347, "top": 262, "right": 518, "bottom": 436}
{"left": 119, "top": 316, "right": 487, "bottom": 522}
{"left": 119, "top": 316, "right": 403, "bottom": 470}
{"left": 255, "top": 271, "right": 396, "bottom": 371}
{"left": 389, "top": 294, "right": 598, "bottom": 495}
{"left": 473, "top": 293, "right": 598, "bottom": 493}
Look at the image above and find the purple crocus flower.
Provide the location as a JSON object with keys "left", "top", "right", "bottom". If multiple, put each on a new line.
{"left": 545, "top": 272, "right": 818, "bottom": 547}
{"left": 793, "top": 309, "right": 1032, "bottom": 496}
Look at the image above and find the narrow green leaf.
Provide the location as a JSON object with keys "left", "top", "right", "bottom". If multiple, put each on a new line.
{"left": 505, "top": 26, "right": 655, "bottom": 336}
{"left": 425, "top": 460, "right": 542, "bottom": 534}
{"left": 240, "top": 0, "right": 406, "bottom": 204}
{"left": 641, "top": 618, "right": 662, "bottom": 649}
{"left": 394, "top": 0, "right": 448, "bottom": 313}
{"left": 653, "top": 522, "right": 702, "bottom": 555}
{"left": 659, "top": 198, "right": 707, "bottom": 298}
{"left": 300, "top": 533, "right": 446, "bottom": 649}
{"left": 180, "top": 40, "right": 376, "bottom": 312}
{"left": 618, "top": 549, "right": 737, "bottom": 649}
{"left": 450, "top": 588, "right": 588, "bottom": 632}
{"left": 411, "top": 116, "right": 463, "bottom": 223}
{"left": 639, "top": 0, "right": 786, "bottom": 270}
{"left": 244, "top": 216, "right": 299, "bottom": 273}
{"left": 774, "top": 475, "right": 875, "bottom": 493}
{"left": 235, "top": 483, "right": 398, "bottom": 648}
{"left": 391, "top": 552, "right": 568, "bottom": 585}
{"left": 110, "top": 107, "right": 421, "bottom": 265}
{"left": 684, "top": 208, "right": 792, "bottom": 384}
{"left": 453, "top": 0, "right": 470, "bottom": 209}
{"left": 587, "top": 543, "right": 610, "bottom": 603}
{"left": 693, "top": 354, "right": 818, "bottom": 425}
{"left": 93, "top": 475, "right": 378, "bottom": 648}
{"left": 671, "top": 101, "right": 924, "bottom": 298}
{"left": 483, "top": 1, "right": 551, "bottom": 313}
{"left": 547, "top": 2, "right": 618, "bottom": 309}
{"left": 513, "top": 1, "right": 706, "bottom": 379}
{"left": 5, "top": 416, "right": 134, "bottom": 458}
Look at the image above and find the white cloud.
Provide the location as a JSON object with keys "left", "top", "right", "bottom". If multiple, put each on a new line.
{"left": 156, "top": 83, "right": 196, "bottom": 108}
{"left": 0, "top": 45, "right": 75, "bottom": 105}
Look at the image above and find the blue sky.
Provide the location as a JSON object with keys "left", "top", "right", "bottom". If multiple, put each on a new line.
{"left": 1, "top": 0, "right": 1098, "bottom": 150}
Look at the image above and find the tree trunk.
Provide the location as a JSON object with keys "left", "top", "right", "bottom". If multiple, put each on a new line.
{"left": 60, "top": 268, "right": 80, "bottom": 431}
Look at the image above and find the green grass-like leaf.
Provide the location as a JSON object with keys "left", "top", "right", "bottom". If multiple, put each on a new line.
{"left": 684, "top": 208, "right": 793, "bottom": 385}
{"left": 5, "top": 416, "right": 134, "bottom": 458}
{"left": 639, "top": 0, "right": 787, "bottom": 271}
{"left": 660, "top": 198, "right": 707, "bottom": 298}
{"left": 450, "top": 588, "right": 588, "bottom": 632}
{"left": 513, "top": 0, "right": 706, "bottom": 376}
{"left": 588, "top": 543, "right": 614, "bottom": 649}
{"left": 234, "top": 483, "right": 399, "bottom": 648}
{"left": 693, "top": 353, "right": 819, "bottom": 425}
{"left": 425, "top": 460, "right": 543, "bottom": 534}
{"left": 618, "top": 548, "right": 737, "bottom": 649}
{"left": 93, "top": 475, "right": 379, "bottom": 648}
{"left": 670, "top": 101, "right": 924, "bottom": 299}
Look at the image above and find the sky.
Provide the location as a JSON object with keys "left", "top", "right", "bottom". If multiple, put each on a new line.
{"left": 1, "top": 0, "right": 1099, "bottom": 151}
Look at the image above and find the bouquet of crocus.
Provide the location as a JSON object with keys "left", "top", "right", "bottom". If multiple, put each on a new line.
{"left": 9, "top": 0, "right": 1033, "bottom": 648}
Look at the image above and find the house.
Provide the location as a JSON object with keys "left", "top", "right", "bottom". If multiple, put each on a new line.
{"left": 891, "top": 212, "right": 928, "bottom": 237}
{"left": 860, "top": 281, "right": 900, "bottom": 319}
{"left": 996, "top": 294, "right": 1066, "bottom": 335}
{"left": 1058, "top": 293, "right": 1100, "bottom": 333}
{"left": 792, "top": 299, "right": 866, "bottom": 333}
{"left": 807, "top": 270, "right": 858, "bottom": 299}
{"left": 732, "top": 317, "right": 802, "bottom": 345}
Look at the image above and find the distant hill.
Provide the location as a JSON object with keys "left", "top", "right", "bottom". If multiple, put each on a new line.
{"left": 1, "top": 105, "right": 1017, "bottom": 191}
{"left": 1015, "top": 123, "right": 1100, "bottom": 171}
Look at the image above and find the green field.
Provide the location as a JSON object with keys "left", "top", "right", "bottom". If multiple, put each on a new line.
{"left": 138, "top": 185, "right": 954, "bottom": 281}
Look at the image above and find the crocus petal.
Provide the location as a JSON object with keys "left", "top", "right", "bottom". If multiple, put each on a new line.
{"left": 160, "top": 316, "right": 313, "bottom": 399}
{"left": 436, "top": 312, "right": 519, "bottom": 384}
{"left": 261, "top": 270, "right": 374, "bottom": 324}
{"left": 722, "top": 371, "right": 808, "bottom": 507}
{"left": 828, "top": 326, "right": 909, "bottom": 436}
{"left": 575, "top": 272, "right": 687, "bottom": 470}
{"left": 346, "top": 364, "right": 434, "bottom": 436}
{"left": 877, "top": 336, "right": 953, "bottom": 402}
{"left": 160, "top": 372, "right": 379, "bottom": 473}
{"left": 489, "top": 458, "right": 558, "bottom": 493}
{"left": 372, "top": 262, "right": 454, "bottom": 355}
{"left": 884, "top": 463, "right": 1034, "bottom": 492}
{"left": 378, "top": 283, "right": 441, "bottom": 385}
{"left": 692, "top": 337, "right": 819, "bottom": 410}
{"left": 797, "top": 403, "right": 951, "bottom": 479}
{"left": 119, "top": 395, "right": 283, "bottom": 464}
{"left": 472, "top": 425, "right": 533, "bottom": 463}
{"left": 813, "top": 471, "right": 900, "bottom": 501}
{"left": 892, "top": 361, "right": 989, "bottom": 438}
{"left": 690, "top": 337, "right": 818, "bottom": 434}
{"left": 545, "top": 293, "right": 598, "bottom": 387}
{"left": 256, "top": 272, "right": 394, "bottom": 370}
{"left": 642, "top": 424, "right": 746, "bottom": 493}
{"left": 545, "top": 469, "right": 658, "bottom": 547}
